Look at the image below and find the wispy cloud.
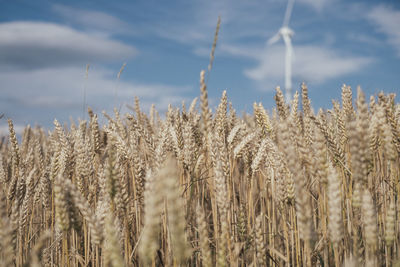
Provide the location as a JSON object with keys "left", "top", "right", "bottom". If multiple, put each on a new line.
{"left": 0, "top": 66, "right": 192, "bottom": 125}
{"left": 367, "top": 5, "right": 400, "bottom": 57}
{"left": 143, "top": 0, "right": 279, "bottom": 49}
{"left": 239, "top": 44, "right": 372, "bottom": 90}
{"left": 148, "top": 0, "right": 336, "bottom": 60}
{"left": 0, "top": 124, "right": 25, "bottom": 137}
{"left": 52, "top": 4, "right": 132, "bottom": 35}
{"left": 297, "top": 0, "right": 332, "bottom": 12}
{"left": 346, "top": 33, "right": 382, "bottom": 47}
{"left": 0, "top": 21, "right": 137, "bottom": 70}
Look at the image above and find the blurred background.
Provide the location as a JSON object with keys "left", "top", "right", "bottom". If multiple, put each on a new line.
{"left": 0, "top": 0, "right": 399, "bottom": 133}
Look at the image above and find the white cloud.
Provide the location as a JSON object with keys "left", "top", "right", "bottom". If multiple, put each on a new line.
{"left": 241, "top": 45, "right": 372, "bottom": 90}
{"left": 346, "top": 33, "right": 382, "bottom": 47}
{"left": 219, "top": 43, "right": 263, "bottom": 59}
{"left": 0, "top": 21, "right": 137, "bottom": 70}
{"left": 0, "top": 66, "right": 192, "bottom": 125}
{"left": 367, "top": 5, "right": 400, "bottom": 57}
{"left": 297, "top": 0, "right": 331, "bottom": 12}
{"left": 0, "top": 124, "right": 26, "bottom": 137}
{"left": 52, "top": 4, "right": 132, "bottom": 35}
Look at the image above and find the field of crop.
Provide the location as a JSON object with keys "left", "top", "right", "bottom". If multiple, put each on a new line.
{"left": 0, "top": 81, "right": 399, "bottom": 267}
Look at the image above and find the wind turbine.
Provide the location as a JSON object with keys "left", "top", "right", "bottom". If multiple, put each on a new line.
{"left": 268, "top": 0, "right": 295, "bottom": 103}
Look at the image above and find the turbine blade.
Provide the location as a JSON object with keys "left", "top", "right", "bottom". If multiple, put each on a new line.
{"left": 267, "top": 32, "right": 281, "bottom": 45}
{"left": 283, "top": 0, "right": 295, "bottom": 27}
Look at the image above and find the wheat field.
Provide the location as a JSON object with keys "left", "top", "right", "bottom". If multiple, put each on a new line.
{"left": 0, "top": 80, "right": 399, "bottom": 266}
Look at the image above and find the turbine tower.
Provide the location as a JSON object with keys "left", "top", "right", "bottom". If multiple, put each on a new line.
{"left": 268, "top": 0, "right": 295, "bottom": 102}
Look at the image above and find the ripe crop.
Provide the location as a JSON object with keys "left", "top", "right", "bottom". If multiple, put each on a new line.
{"left": 0, "top": 83, "right": 399, "bottom": 266}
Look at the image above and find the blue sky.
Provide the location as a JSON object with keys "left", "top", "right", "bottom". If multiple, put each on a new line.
{"left": 0, "top": 0, "right": 399, "bottom": 133}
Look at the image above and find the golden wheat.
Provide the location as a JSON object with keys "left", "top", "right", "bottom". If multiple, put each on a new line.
{"left": 0, "top": 73, "right": 399, "bottom": 267}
